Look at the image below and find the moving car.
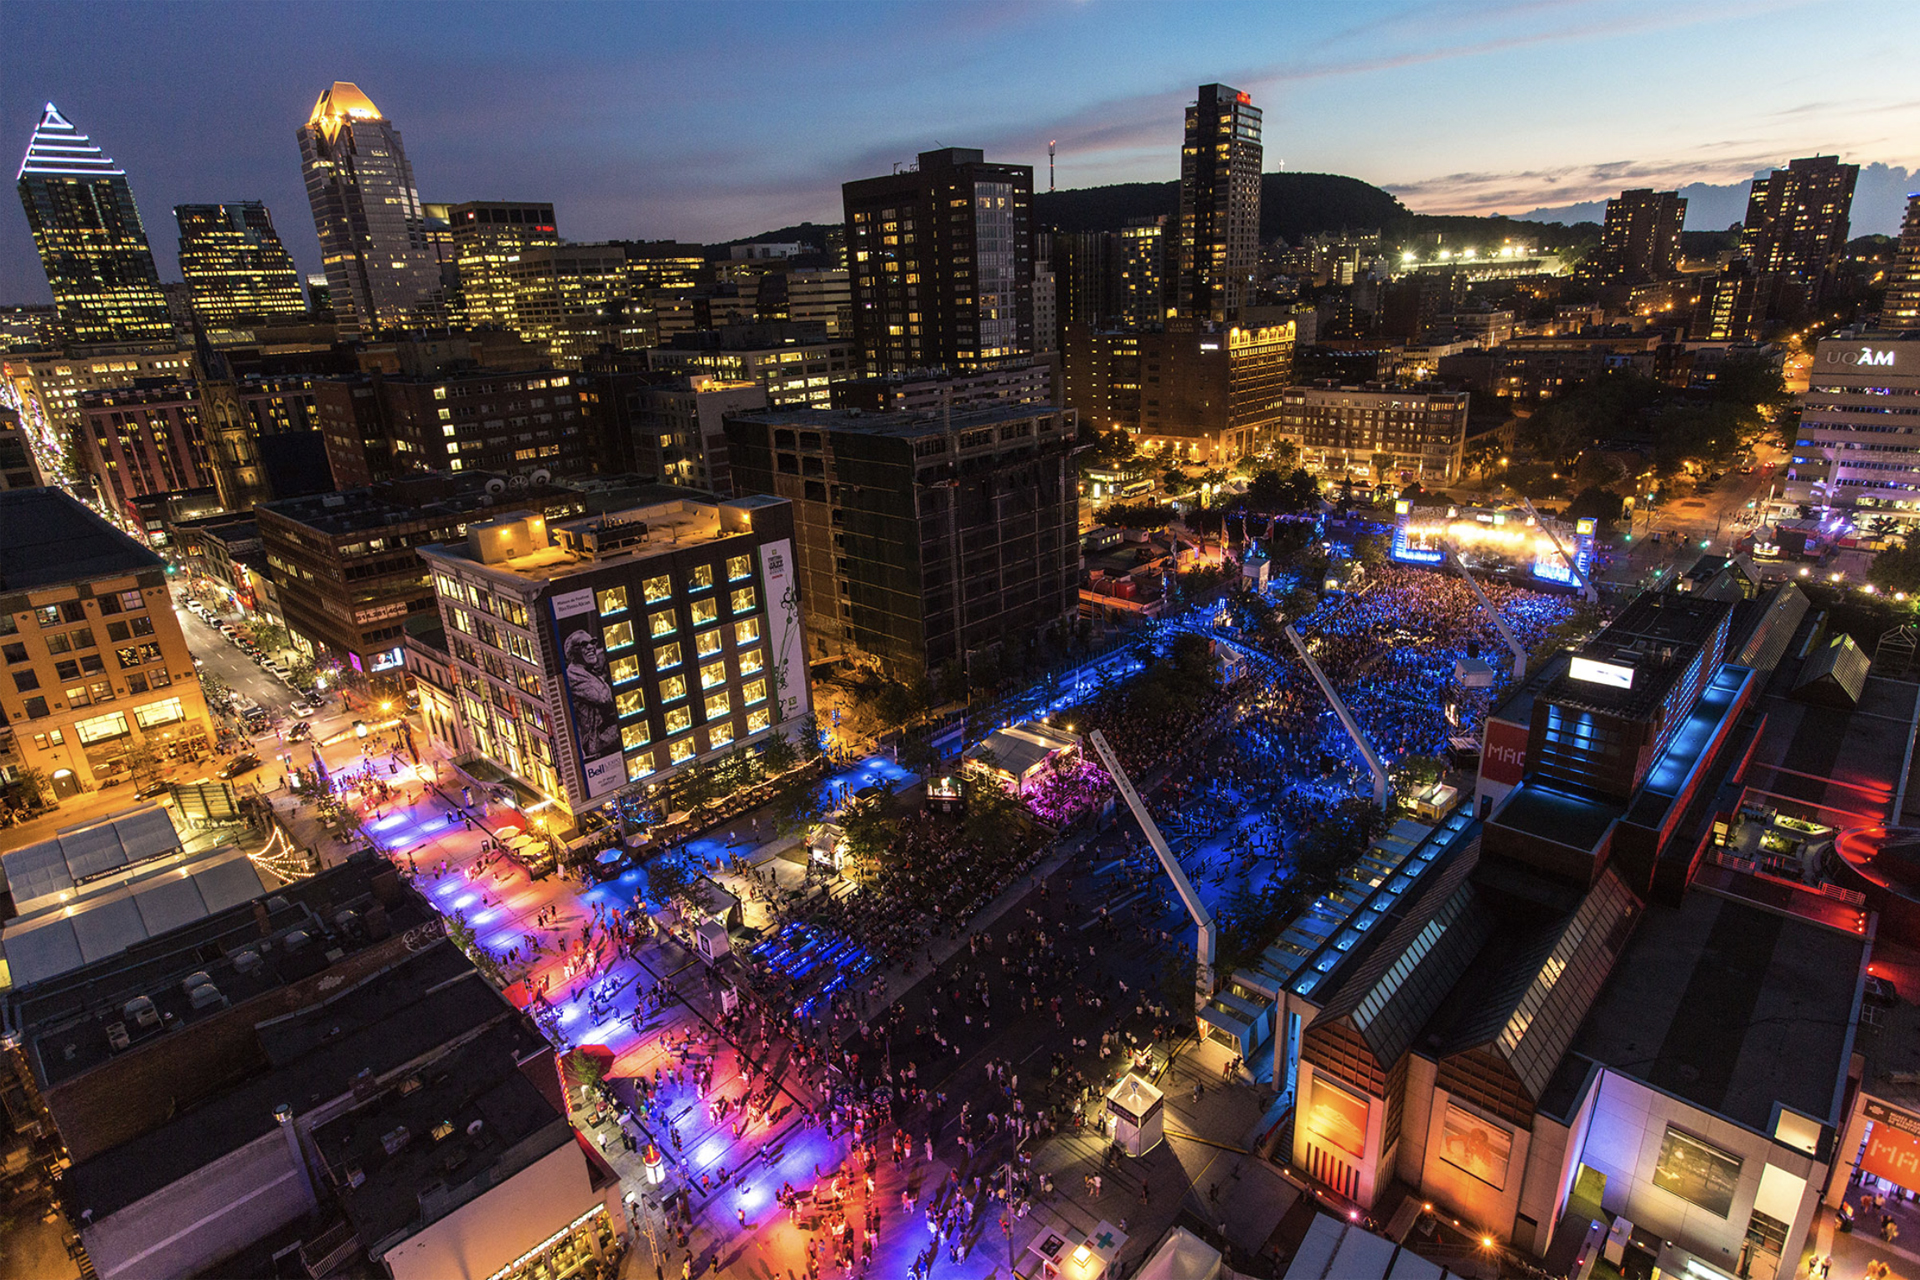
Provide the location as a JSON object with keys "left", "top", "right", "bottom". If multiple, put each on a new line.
{"left": 217, "top": 753, "right": 260, "bottom": 780}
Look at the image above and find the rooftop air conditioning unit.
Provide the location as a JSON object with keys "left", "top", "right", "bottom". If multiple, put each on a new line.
{"left": 124, "top": 996, "right": 160, "bottom": 1030}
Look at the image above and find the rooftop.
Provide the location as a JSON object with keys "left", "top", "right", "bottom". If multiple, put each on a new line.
{"left": 1544, "top": 592, "right": 1730, "bottom": 721}
{"left": 727, "top": 399, "right": 1067, "bottom": 441}
{"left": 1553, "top": 886, "right": 1865, "bottom": 1134}
{"left": 64, "top": 942, "right": 536, "bottom": 1224}
{"left": 257, "top": 473, "right": 565, "bottom": 538}
{"left": 424, "top": 493, "right": 781, "bottom": 583}
{"left": 0, "top": 488, "right": 163, "bottom": 591}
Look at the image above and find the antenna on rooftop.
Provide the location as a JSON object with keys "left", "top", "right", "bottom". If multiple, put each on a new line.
{"left": 1049, "top": 141, "right": 1056, "bottom": 193}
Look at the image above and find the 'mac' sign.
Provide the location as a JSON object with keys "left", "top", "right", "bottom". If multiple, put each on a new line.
{"left": 1864, "top": 1100, "right": 1920, "bottom": 1187}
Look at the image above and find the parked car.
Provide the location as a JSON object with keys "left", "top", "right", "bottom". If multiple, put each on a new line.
{"left": 134, "top": 778, "right": 171, "bottom": 799}
{"left": 1866, "top": 974, "right": 1900, "bottom": 1006}
{"left": 218, "top": 753, "right": 261, "bottom": 779}
{"left": 289, "top": 698, "right": 312, "bottom": 716}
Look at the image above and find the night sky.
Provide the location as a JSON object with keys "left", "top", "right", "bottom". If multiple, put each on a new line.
{"left": 3, "top": 0, "right": 1917, "bottom": 304}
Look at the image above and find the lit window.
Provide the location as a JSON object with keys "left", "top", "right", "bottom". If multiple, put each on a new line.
{"left": 620, "top": 721, "right": 651, "bottom": 750}
{"left": 661, "top": 674, "right": 687, "bottom": 702}
{"left": 654, "top": 641, "right": 682, "bottom": 669}
{"left": 609, "top": 654, "right": 641, "bottom": 685}
{"left": 748, "top": 708, "right": 772, "bottom": 734}
{"left": 649, "top": 609, "right": 677, "bottom": 638}
{"left": 596, "top": 586, "right": 628, "bottom": 615}
{"left": 690, "top": 599, "right": 718, "bottom": 627}
{"left": 730, "top": 587, "right": 756, "bottom": 614}
{"left": 615, "top": 689, "right": 644, "bottom": 718}
{"left": 698, "top": 660, "right": 726, "bottom": 690}
{"left": 643, "top": 574, "right": 672, "bottom": 603}
{"left": 602, "top": 620, "right": 635, "bottom": 651}
{"left": 734, "top": 619, "right": 761, "bottom": 646}
{"left": 739, "top": 648, "right": 764, "bottom": 676}
{"left": 695, "top": 629, "right": 723, "bottom": 658}
{"left": 708, "top": 721, "right": 734, "bottom": 750}
{"left": 665, "top": 707, "right": 692, "bottom": 735}
{"left": 727, "top": 554, "right": 752, "bottom": 581}
{"left": 690, "top": 564, "right": 714, "bottom": 591}
{"left": 668, "top": 736, "right": 695, "bottom": 764}
{"left": 743, "top": 679, "right": 768, "bottom": 706}
{"left": 625, "top": 751, "right": 654, "bottom": 781}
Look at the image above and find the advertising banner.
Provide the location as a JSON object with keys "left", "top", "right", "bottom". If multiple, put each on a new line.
{"left": 1481, "top": 717, "right": 1529, "bottom": 786}
{"left": 1438, "top": 1102, "right": 1513, "bottom": 1189}
{"left": 551, "top": 587, "right": 625, "bottom": 800}
{"left": 1306, "top": 1076, "right": 1369, "bottom": 1159}
{"left": 758, "top": 537, "right": 810, "bottom": 724}
{"left": 1863, "top": 1100, "right": 1920, "bottom": 1188}
{"left": 1652, "top": 1125, "right": 1742, "bottom": 1218}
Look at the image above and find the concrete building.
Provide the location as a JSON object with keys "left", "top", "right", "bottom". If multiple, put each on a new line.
{"left": 828, "top": 360, "right": 1054, "bottom": 416}
{"left": 76, "top": 382, "right": 216, "bottom": 524}
{"left": 257, "top": 474, "right": 585, "bottom": 674}
{"left": 297, "top": 83, "right": 444, "bottom": 337}
{"left": 0, "top": 344, "right": 193, "bottom": 482}
{"left": 1784, "top": 333, "right": 1920, "bottom": 524}
{"left": 1885, "top": 193, "right": 1920, "bottom": 334}
{"left": 1709, "top": 156, "right": 1859, "bottom": 339}
{"left": 445, "top": 200, "right": 560, "bottom": 331}
{"left": 1277, "top": 382, "right": 1471, "bottom": 484}
{"left": 315, "top": 367, "right": 593, "bottom": 489}
{"left": 418, "top": 493, "right": 810, "bottom": 821}
{"left": 725, "top": 403, "right": 1079, "bottom": 678}
{"left": 1177, "top": 84, "right": 1262, "bottom": 324}
{"left": 1578, "top": 189, "right": 1686, "bottom": 287}
{"left": 645, "top": 323, "right": 855, "bottom": 408}
{"left": 844, "top": 147, "right": 1034, "bottom": 376}
{"left": 0, "top": 488, "right": 214, "bottom": 797}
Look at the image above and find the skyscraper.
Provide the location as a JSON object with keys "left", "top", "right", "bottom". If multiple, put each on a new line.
{"left": 174, "top": 202, "right": 307, "bottom": 334}
{"left": 1711, "top": 155, "right": 1858, "bottom": 338}
{"left": 15, "top": 103, "right": 174, "bottom": 344}
{"left": 1177, "top": 83, "right": 1262, "bottom": 325}
{"left": 1885, "top": 193, "right": 1920, "bottom": 334}
{"left": 296, "top": 82, "right": 444, "bottom": 338}
{"left": 844, "top": 147, "right": 1033, "bottom": 377}
{"left": 1581, "top": 189, "right": 1685, "bottom": 286}
{"left": 447, "top": 201, "right": 559, "bottom": 331}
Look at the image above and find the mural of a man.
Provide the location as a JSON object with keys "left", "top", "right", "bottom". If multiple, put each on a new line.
{"left": 563, "top": 629, "right": 620, "bottom": 759}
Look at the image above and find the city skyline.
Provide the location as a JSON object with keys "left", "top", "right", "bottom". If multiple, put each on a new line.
{"left": 3, "top": 0, "right": 1919, "bottom": 305}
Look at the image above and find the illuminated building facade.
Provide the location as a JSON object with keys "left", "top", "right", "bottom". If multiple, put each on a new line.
{"left": 645, "top": 325, "right": 854, "bottom": 408}
{"left": 500, "top": 243, "right": 630, "bottom": 366}
{"left": 1178, "top": 84, "right": 1262, "bottom": 324}
{"left": 77, "top": 383, "right": 217, "bottom": 524}
{"left": 315, "top": 368, "right": 592, "bottom": 489}
{"left": 1886, "top": 193, "right": 1920, "bottom": 334}
{"left": 297, "top": 82, "right": 444, "bottom": 338}
{"left": 844, "top": 147, "right": 1034, "bottom": 376}
{"left": 1119, "top": 216, "right": 1170, "bottom": 327}
{"left": 0, "top": 488, "right": 214, "bottom": 797}
{"left": 173, "top": 202, "right": 307, "bottom": 337}
{"left": 14, "top": 103, "right": 174, "bottom": 344}
{"left": 1784, "top": 335, "right": 1920, "bottom": 520}
{"left": 1709, "top": 156, "right": 1858, "bottom": 339}
{"left": 1280, "top": 382, "right": 1471, "bottom": 483}
{"left": 419, "top": 495, "right": 808, "bottom": 820}
{"left": 447, "top": 201, "right": 559, "bottom": 331}
{"left": 0, "top": 345, "right": 192, "bottom": 485}
{"left": 1578, "top": 188, "right": 1685, "bottom": 287}
{"left": 1068, "top": 323, "right": 1293, "bottom": 463}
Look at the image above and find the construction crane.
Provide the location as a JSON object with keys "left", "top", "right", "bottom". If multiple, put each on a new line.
{"left": 1282, "top": 625, "right": 1390, "bottom": 808}
{"left": 1517, "top": 495, "right": 1598, "bottom": 604}
{"left": 1445, "top": 546, "right": 1528, "bottom": 681}
{"left": 1087, "top": 729, "right": 1216, "bottom": 1000}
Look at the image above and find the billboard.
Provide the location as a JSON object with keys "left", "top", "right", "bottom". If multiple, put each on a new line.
{"left": 758, "top": 537, "right": 810, "bottom": 724}
{"left": 1481, "top": 717, "right": 1529, "bottom": 786}
{"left": 551, "top": 587, "right": 625, "bottom": 801}
{"left": 1305, "top": 1076, "right": 1369, "bottom": 1159}
{"left": 1864, "top": 1100, "right": 1920, "bottom": 1188}
{"left": 1652, "top": 1125, "right": 1742, "bottom": 1218}
{"left": 1438, "top": 1102, "right": 1513, "bottom": 1189}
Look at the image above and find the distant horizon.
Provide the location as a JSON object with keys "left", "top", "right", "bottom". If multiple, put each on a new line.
{"left": 4, "top": 0, "right": 1917, "bottom": 306}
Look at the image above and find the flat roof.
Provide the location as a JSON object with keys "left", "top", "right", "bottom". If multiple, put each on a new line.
{"left": 423, "top": 493, "right": 773, "bottom": 583}
{"left": 65, "top": 943, "right": 528, "bottom": 1223}
{"left": 1564, "top": 888, "right": 1864, "bottom": 1134}
{"left": 727, "top": 399, "right": 1064, "bottom": 440}
{"left": 0, "top": 488, "right": 163, "bottom": 590}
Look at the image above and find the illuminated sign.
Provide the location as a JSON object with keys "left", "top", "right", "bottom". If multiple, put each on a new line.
{"left": 1569, "top": 655, "right": 1635, "bottom": 689}
{"left": 1576, "top": 518, "right": 1597, "bottom": 536}
{"left": 1823, "top": 345, "right": 1898, "bottom": 368}
{"left": 1395, "top": 500, "right": 1411, "bottom": 515}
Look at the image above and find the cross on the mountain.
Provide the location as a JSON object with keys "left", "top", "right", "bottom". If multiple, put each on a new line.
{"left": 1093, "top": 1230, "right": 1116, "bottom": 1250}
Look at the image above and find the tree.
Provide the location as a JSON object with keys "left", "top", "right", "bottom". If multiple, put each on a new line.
{"left": 1096, "top": 501, "right": 1176, "bottom": 529}
{"left": 1246, "top": 467, "right": 1321, "bottom": 515}
{"left": 8, "top": 765, "right": 50, "bottom": 809}
{"left": 837, "top": 796, "right": 897, "bottom": 881}
{"left": 285, "top": 659, "right": 316, "bottom": 690}
{"left": 1869, "top": 538, "right": 1920, "bottom": 597}
{"left": 122, "top": 743, "right": 163, "bottom": 782}
{"left": 1565, "top": 485, "right": 1626, "bottom": 529}
{"left": 1389, "top": 754, "right": 1447, "bottom": 813}
{"left": 761, "top": 729, "right": 800, "bottom": 777}
{"left": 248, "top": 623, "right": 291, "bottom": 653}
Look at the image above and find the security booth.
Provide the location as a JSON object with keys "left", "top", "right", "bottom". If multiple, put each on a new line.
{"left": 1105, "top": 1073, "right": 1165, "bottom": 1157}
{"left": 694, "top": 918, "right": 731, "bottom": 961}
